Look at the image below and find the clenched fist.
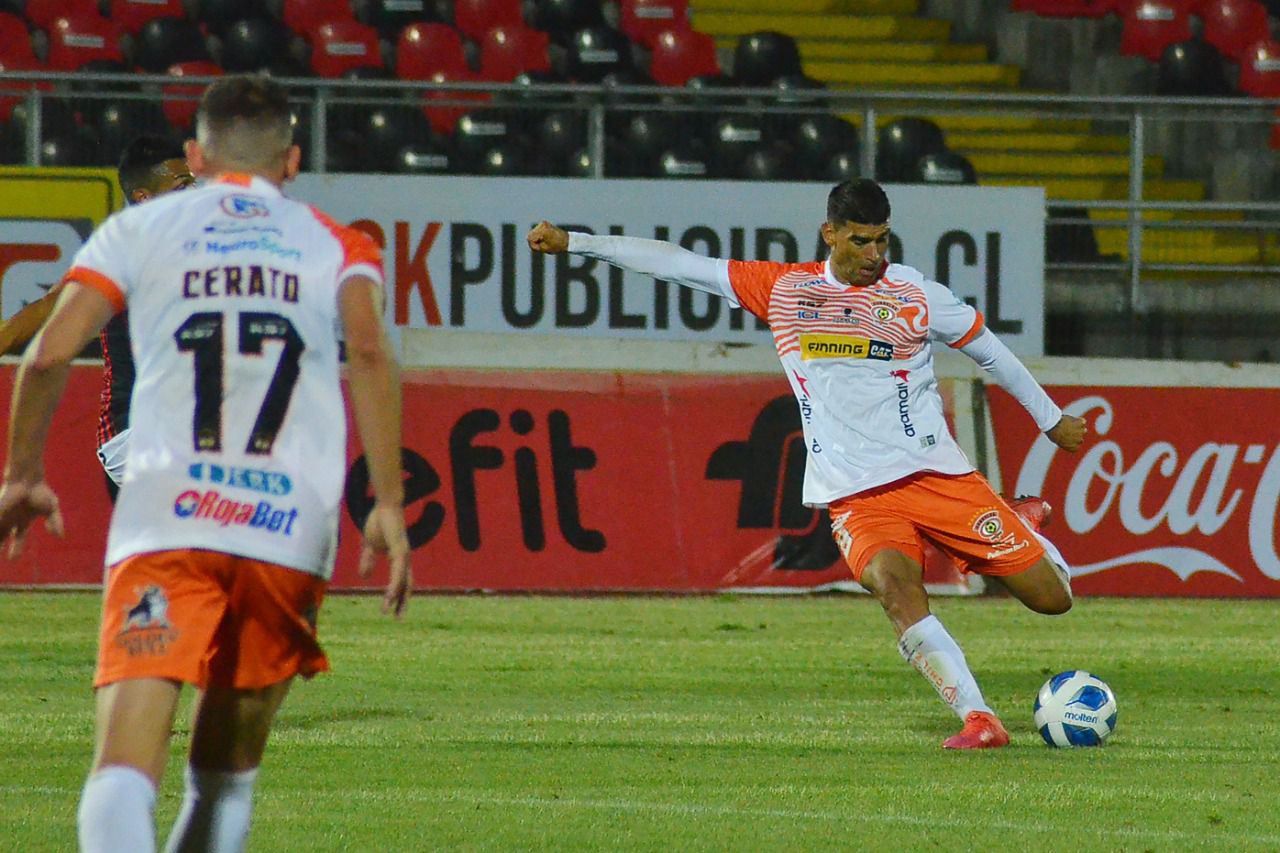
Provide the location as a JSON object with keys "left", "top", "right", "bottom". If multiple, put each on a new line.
{"left": 527, "top": 221, "right": 569, "bottom": 254}
{"left": 1046, "top": 414, "right": 1088, "bottom": 452}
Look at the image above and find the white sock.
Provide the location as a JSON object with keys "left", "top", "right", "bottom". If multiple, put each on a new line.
{"left": 897, "top": 614, "right": 993, "bottom": 720}
{"left": 78, "top": 765, "right": 157, "bottom": 853}
{"left": 162, "top": 766, "right": 259, "bottom": 853}
{"left": 1033, "top": 530, "right": 1073, "bottom": 600}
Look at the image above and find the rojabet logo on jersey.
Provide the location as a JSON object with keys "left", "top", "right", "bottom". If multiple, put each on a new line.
{"left": 173, "top": 489, "right": 299, "bottom": 535}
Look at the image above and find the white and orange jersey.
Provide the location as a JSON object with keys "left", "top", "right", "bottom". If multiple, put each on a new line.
{"left": 63, "top": 174, "right": 383, "bottom": 578}
{"left": 725, "top": 258, "right": 985, "bottom": 504}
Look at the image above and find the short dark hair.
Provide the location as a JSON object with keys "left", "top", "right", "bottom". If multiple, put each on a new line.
{"left": 195, "top": 74, "right": 293, "bottom": 169}
{"left": 117, "top": 135, "right": 184, "bottom": 198}
{"left": 826, "top": 179, "right": 891, "bottom": 226}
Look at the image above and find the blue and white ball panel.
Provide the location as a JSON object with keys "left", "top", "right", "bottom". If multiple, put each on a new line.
{"left": 1033, "top": 670, "right": 1118, "bottom": 748}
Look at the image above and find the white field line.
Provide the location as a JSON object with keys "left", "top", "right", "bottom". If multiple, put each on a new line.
{"left": 7, "top": 785, "right": 1277, "bottom": 847}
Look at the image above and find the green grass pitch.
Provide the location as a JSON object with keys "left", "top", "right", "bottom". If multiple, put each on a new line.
{"left": 2, "top": 592, "right": 1278, "bottom": 851}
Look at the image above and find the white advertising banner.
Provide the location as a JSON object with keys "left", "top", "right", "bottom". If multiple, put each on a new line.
{"left": 292, "top": 176, "right": 1047, "bottom": 356}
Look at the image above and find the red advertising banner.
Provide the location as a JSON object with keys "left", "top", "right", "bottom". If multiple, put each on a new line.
{"left": 988, "top": 385, "right": 1280, "bottom": 597}
{"left": 1, "top": 364, "right": 969, "bottom": 592}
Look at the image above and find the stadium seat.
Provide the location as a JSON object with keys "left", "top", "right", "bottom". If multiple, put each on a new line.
{"left": 310, "top": 19, "right": 382, "bottom": 78}
{"left": 621, "top": 0, "right": 690, "bottom": 49}
{"left": 453, "top": 109, "right": 525, "bottom": 167}
{"left": 0, "top": 13, "right": 35, "bottom": 64}
{"left": 39, "top": 132, "right": 96, "bottom": 167}
{"left": 395, "top": 138, "right": 454, "bottom": 173}
{"left": 607, "top": 111, "right": 678, "bottom": 168}
{"left": 134, "top": 16, "right": 211, "bottom": 72}
{"left": 1155, "top": 39, "right": 1231, "bottom": 94}
{"left": 649, "top": 28, "right": 719, "bottom": 86}
{"left": 193, "top": 0, "right": 259, "bottom": 35}
{"left": 1120, "top": 0, "right": 1193, "bottom": 62}
{"left": 565, "top": 27, "right": 633, "bottom": 82}
{"left": 82, "top": 97, "right": 171, "bottom": 164}
{"left": 24, "top": 0, "right": 98, "bottom": 32}
{"left": 480, "top": 25, "right": 552, "bottom": 82}
{"left": 45, "top": 13, "right": 126, "bottom": 72}
{"left": 1239, "top": 38, "right": 1280, "bottom": 96}
{"left": 221, "top": 17, "right": 295, "bottom": 72}
{"left": 422, "top": 70, "right": 491, "bottom": 134}
{"left": 396, "top": 23, "right": 469, "bottom": 80}
{"left": 1011, "top": 0, "right": 1118, "bottom": 15}
{"left": 472, "top": 141, "right": 527, "bottom": 175}
{"left": 709, "top": 114, "right": 769, "bottom": 177}
{"left": 876, "top": 118, "right": 947, "bottom": 182}
{"left": 163, "top": 61, "right": 223, "bottom": 131}
{"left": 533, "top": 109, "right": 584, "bottom": 170}
{"left": 739, "top": 142, "right": 798, "bottom": 181}
{"left": 109, "top": 0, "right": 186, "bottom": 35}
{"left": 792, "top": 115, "right": 860, "bottom": 179}
{"left": 0, "top": 55, "right": 47, "bottom": 123}
{"left": 361, "top": 106, "right": 437, "bottom": 171}
{"left": 733, "top": 31, "right": 802, "bottom": 86}
{"left": 360, "top": 0, "right": 444, "bottom": 39}
{"left": 915, "top": 150, "right": 978, "bottom": 184}
{"left": 528, "top": 0, "right": 604, "bottom": 44}
{"left": 283, "top": 0, "right": 353, "bottom": 36}
{"left": 826, "top": 150, "right": 861, "bottom": 181}
{"left": 656, "top": 140, "right": 711, "bottom": 178}
{"left": 1200, "top": 0, "right": 1270, "bottom": 61}
{"left": 454, "top": 0, "right": 524, "bottom": 42}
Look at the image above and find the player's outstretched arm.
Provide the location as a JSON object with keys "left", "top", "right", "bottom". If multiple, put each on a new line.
{"left": 0, "top": 288, "right": 60, "bottom": 356}
{"left": 526, "top": 221, "right": 731, "bottom": 296}
{"left": 339, "top": 273, "right": 412, "bottom": 617}
{"left": 0, "top": 283, "right": 115, "bottom": 556}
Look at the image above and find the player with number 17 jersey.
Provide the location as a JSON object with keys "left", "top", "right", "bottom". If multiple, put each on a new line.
{"left": 61, "top": 174, "right": 381, "bottom": 578}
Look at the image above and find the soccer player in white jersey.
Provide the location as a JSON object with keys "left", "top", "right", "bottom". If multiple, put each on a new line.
{"left": 0, "top": 75, "right": 412, "bottom": 851}
{"left": 527, "top": 178, "right": 1088, "bottom": 749}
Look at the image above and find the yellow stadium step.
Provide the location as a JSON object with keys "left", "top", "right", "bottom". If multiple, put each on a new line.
{"left": 840, "top": 114, "right": 1094, "bottom": 134}
{"left": 1093, "top": 228, "right": 1269, "bottom": 265}
{"left": 695, "top": 0, "right": 920, "bottom": 12}
{"left": 1086, "top": 208, "right": 1245, "bottom": 222}
{"left": 982, "top": 176, "right": 1205, "bottom": 202}
{"left": 807, "top": 61, "right": 1020, "bottom": 88}
{"left": 693, "top": 11, "right": 951, "bottom": 40}
{"left": 966, "top": 152, "right": 1163, "bottom": 178}
{"left": 782, "top": 40, "right": 989, "bottom": 62}
{"left": 947, "top": 131, "right": 1128, "bottom": 153}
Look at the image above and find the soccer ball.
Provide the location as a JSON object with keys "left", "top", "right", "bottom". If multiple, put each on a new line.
{"left": 1033, "top": 670, "right": 1118, "bottom": 747}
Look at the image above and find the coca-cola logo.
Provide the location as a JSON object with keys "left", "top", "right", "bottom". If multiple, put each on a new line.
{"left": 1008, "top": 394, "right": 1280, "bottom": 584}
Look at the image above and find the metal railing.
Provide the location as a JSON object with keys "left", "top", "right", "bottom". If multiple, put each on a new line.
{"left": 5, "top": 70, "right": 1280, "bottom": 316}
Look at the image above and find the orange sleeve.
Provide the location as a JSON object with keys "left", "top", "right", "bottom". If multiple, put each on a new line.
{"left": 948, "top": 310, "right": 986, "bottom": 349}
{"left": 309, "top": 205, "right": 385, "bottom": 278}
{"left": 61, "top": 266, "right": 125, "bottom": 314}
{"left": 725, "top": 260, "right": 791, "bottom": 321}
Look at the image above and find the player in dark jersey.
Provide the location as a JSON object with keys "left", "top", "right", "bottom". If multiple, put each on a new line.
{"left": 0, "top": 135, "right": 194, "bottom": 501}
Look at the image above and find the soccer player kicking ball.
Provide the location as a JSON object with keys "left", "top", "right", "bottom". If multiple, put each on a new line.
{"left": 0, "top": 75, "right": 412, "bottom": 852}
{"left": 527, "top": 178, "right": 1087, "bottom": 749}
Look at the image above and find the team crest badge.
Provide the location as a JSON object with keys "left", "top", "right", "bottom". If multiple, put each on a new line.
{"left": 115, "top": 585, "right": 179, "bottom": 657}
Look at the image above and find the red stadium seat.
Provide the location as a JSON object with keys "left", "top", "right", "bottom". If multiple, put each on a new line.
{"left": 1120, "top": 0, "right": 1193, "bottom": 61}
{"left": 283, "top": 0, "right": 353, "bottom": 37}
{"left": 479, "top": 25, "right": 551, "bottom": 82}
{"left": 649, "top": 28, "right": 719, "bottom": 86}
{"left": 109, "top": 0, "right": 186, "bottom": 34}
{"left": 163, "top": 61, "right": 223, "bottom": 130}
{"left": 1012, "top": 0, "right": 1119, "bottom": 15}
{"left": 46, "top": 12, "right": 126, "bottom": 72}
{"left": 24, "top": 0, "right": 98, "bottom": 32}
{"left": 1200, "top": 0, "right": 1270, "bottom": 61}
{"left": 422, "top": 69, "right": 491, "bottom": 134}
{"left": 396, "top": 22, "right": 469, "bottom": 80}
{"left": 454, "top": 0, "right": 524, "bottom": 42}
{"left": 621, "top": 0, "right": 689, "bottom": 49}
{"left": 1239, "top": 38, "right": 1280, "bottom": 96}
{"left": 309, "top": 18, "right": 382, "bottom": 78}
{"left": 0, "top": 55, "right": 47, "bottom": 123}
{"left": 0, "top": 12, "right": 35, "bottom": 63}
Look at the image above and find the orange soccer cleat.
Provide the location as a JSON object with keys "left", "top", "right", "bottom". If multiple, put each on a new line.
{"left": 942, "top": 711, "right": 1010, "bottom": 750}
{"left": 1007, "top": 495, "right": 1052, "bottom": 532}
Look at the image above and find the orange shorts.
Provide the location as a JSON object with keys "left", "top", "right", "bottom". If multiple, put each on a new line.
{"left": 828, "top": 471, "right": 1045, "bottom": 582}
{"left": 95, "top": 549, "right": 329, "bottom": 690}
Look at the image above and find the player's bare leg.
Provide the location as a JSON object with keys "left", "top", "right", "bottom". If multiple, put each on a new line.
{"left": 79, "top": 678, "right": 183, "bottom": 852}
{"left": 860, "top": 549, "right": 1009, "bottom": 750}
{"left": 163, "top": 679, "right": 293, "bottom": 853}
{"left": 999, "top": 496, "right": 1073, "bottom": 616}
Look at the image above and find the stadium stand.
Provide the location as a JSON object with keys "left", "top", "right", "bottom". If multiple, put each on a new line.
{"left": 110, "top": 0, "right": 186, "bottom": 35}
{"left": 162, "top": 61, "right": 224, "bottom": 131}
{"left": 397, "top": 22, "right": 470, "bottom": 79}
{"left": 283, "top": 0, "right": 354, "bottom": 35}
{"left": 564, "top": 26, "right": 635, "bottom": 81}
{"left": 454, "top": 0, "right": 525, "bottom": 42}
{"left": 649, "top": 28, "right": 721, "bottom": 85}
{"left": 479, "top": 25, "right": 553, "bottom": 82}
{"left": 622, "top": 0, "right": 693, "bottom": 48}
{"left": 24, "top": 0, "right": 98, "bottom": 32}
{"left": 1200, "top": 0, "right": 1271, "bottom": 61}
{"left": 309, "top": 18, "right": 382, "bottom": 77}
{"left": 220, "top": 18, "right": 298, "bottom": 73}
{"left": 134, "top": 17, "right": 212, "bottom": 72}
{"left": 1119, "top": 0, "right": 1194, "bottom": 62}
{"left": 0, "top": 12, "right": 35, "bottom": 63}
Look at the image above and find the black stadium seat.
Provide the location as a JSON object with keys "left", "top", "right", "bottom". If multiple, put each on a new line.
{"left": 732, "top": 31, "right": 801, "bottom": 86}
{"left": 528, "top": 0, "right": 604, "bottom": 44}
{"left": 709, "top": 114, "right": 770, "bottom": 178}
{"left": 739, "top": 141, "right": 797, "bottom": 181}
{"left": 793, "top": 114, "right": 860, "bottom": 180}
{"left": 876, "top": 117, "right": 947, "bottom": 183}
{"left": 220, "top": 18, "right": 295, "bottom": 73}
{"left": 564, "top": 27, "right": 633, "bottom": 82}
{"left": 360, "top": 0, "right": 446, "bottom": 39}
{"left": 915, "top": 150, "right": 978, "bottom": 184}
{"left": 194, "top": 0, "right": 260, "bottom": 35}
{"left": 1156, "top": 39, "right": 1232, "bottom": 96}
{"left": 134, "top": 17, "right": 212, "bottom": 72}
{"left": 826, "top": 150, "right": 861, "bottom": 181}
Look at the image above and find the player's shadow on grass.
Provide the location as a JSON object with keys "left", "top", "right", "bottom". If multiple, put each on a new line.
{"left": 273, "top": 707, "right": 417, "bottom": 731}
